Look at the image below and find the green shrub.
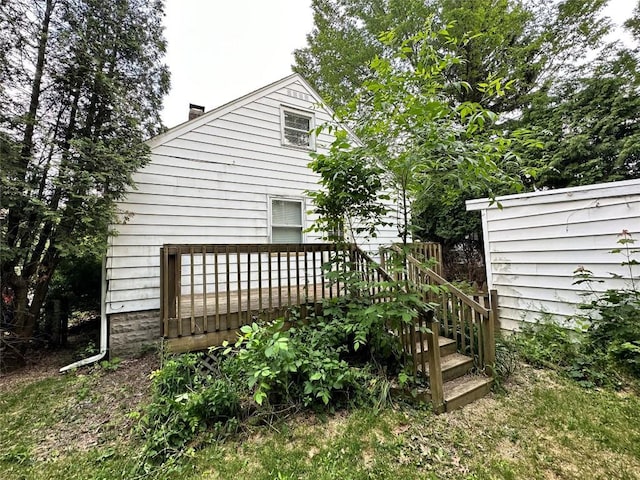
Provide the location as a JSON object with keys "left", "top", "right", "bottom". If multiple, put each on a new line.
{"left": 514, "top": 319, "right": 581, "bottom": 369}
{"left": 512, "top": 319, "right": 614, "bottom": 388}
{"left": 137, "top": 354, "right": 241, "bottom": 463}
{"left": 224, "top": 319, "right": 372, "bottom": 408}
{"left": 513, "top": 232, "right": 640, "bottom": 389}
{"left": 492, "top": 334, "right": 519, "bottom": 386}
{"left": 575, "top": 230, "right": 640, "bottom": 379}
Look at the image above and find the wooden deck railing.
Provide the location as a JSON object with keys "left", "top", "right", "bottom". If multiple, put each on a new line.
{"left": 160, "top": 243, "right": 344, "bottom": 351}
{"left": 158, "top": 241, "right": 492, "bottom": 413}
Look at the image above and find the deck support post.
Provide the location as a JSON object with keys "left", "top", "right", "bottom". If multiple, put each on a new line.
{"left": 483, "top": 289, "right": 498, "bottom": 377}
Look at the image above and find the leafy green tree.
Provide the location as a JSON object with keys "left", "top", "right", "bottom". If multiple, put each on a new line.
{"left": 307, "top": 129, "right": 390, "bottom": 243}
{"left": 518, "top": 49, "right": 640, "bottom": 189}
{"left": 310, "top": 24, "right": 530, "bottom": 252}
{"left": 294, "top": 0, "right": 611, "bottom": 113}
{"left": 296, "top": 0, "right": 611, "bottom": 281}
{"left": 0, "top": 0, "right": 169, "bottom": 341}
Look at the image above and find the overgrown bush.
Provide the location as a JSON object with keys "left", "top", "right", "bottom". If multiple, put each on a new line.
{"left": 514, "top": 318, "right": 581, "bottom": 370}
{"left": 576, "top": 231, "right": 640, "bottom": 379}
{"left": 224, "top": 319, "right": 365, "bottom": 407}
{"left": 136, "top": 353, "right": 241, "bottom": 463}
{"left": 512, "top": 319, "right": 613, "bottom": 388}
{"left": 492, "top": 334, "right": 519, "bottom": 386}
{"left": 136, "top": 249, "right": 439, "bottom": 466}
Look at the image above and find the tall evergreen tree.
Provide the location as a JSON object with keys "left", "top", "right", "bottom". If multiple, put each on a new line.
{"left": 0, "top": 0, "right": 170, "bottom": 341}
{"left": 519, "top": 48, "right": 640, "bottom": 189}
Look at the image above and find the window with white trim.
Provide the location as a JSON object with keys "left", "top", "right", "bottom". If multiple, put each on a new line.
{"left": 281, "top": 107, "right": 314, "bottom": 149}
{"left": 271, "top": 198, "right": 303, "bottom": 243}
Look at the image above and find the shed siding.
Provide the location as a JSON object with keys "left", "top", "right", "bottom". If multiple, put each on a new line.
{"left": 106, "top": 76, "right": 397, "bottom": 316}
{"left": 467, "top": 179, "right": 640, "bottom": 330}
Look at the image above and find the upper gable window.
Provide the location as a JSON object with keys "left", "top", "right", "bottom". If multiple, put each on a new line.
{"left": 281, "top": 107, "right": 315, "bottom": 150}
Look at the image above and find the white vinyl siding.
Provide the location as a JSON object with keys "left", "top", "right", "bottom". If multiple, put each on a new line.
{"left": 467, "top": 178, "right": 640, "bottom": 331}
{"left": 271, "top": 198, "right": 303, "bottom": 243}
{"left": 281, "top": 107, "right": 314, "bottom": 149}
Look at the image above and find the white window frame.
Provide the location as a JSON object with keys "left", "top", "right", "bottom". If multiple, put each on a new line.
{"left": 269, "top": 196, "right": 306, "bottom": 244}
{"left": 280, "top": 106, "right": 315, "bottom": 150}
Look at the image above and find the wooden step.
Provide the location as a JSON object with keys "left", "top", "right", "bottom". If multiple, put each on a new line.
{"left": 414, "top": 336, "right": 457, "bottom": 358}
{"left": 416, "top": 352, "right": 473, "bottom": 382}
{"left": 443, "top": 375, "right": 494, "bottom": 412}
{"left": 390, "top": 374, "right": 493, "bottom": 412}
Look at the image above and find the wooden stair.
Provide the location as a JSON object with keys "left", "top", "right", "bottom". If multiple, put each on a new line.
{"left": 399, "top": 335, "right": 493, "bottom": 413}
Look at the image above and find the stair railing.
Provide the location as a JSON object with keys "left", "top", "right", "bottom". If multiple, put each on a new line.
{"left": 381, "top": 245, "right": 496, "bottom": 376}
{"left": 351, "top": 245, "right": 445, "bottom": 411}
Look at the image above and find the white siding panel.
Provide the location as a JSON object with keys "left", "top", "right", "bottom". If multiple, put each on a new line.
{"left": 116, "top": 217, "right": 267, "bottom": 230}
{"left": 134, "top": 170, "right": 318, "bottom": 192}
{"left": 108, "top": 277, "right": 159, "bottom": 291}
{"left": 124, "top": 184, "right": 267, "bottom": 204}
{"left": 498, "top": 295, "right": 580, "bottom": 317}
{"left": 143, "top": 154, "right": 314, "bottom": 182}
{"left": 111, "top": 233, "right": 269, "bottom": 246}
{"left": 468, "top": 179, "right": 640, "bottom": 329}
{"left": 151, "top": 145, "right": 312, "bottom": 173}
{"left": 122, "top": 191, "right": 265, "bottom": 208}
{"left": 107, "top": 266, "right": 155, "bottom": 281}
{"left": 117, "top": 204, "right": 265, "bottom": 219}
{"left": 108, "top": 288, "right": 159, "bottom": 303}
{"left": 492, "top": 263, "right": 631, "bottom": 281}
{"left": 108, "top": 255, "right": 158, "bottom": 269}
{"left": 489, "top": 217, "right": 633, "bottom": 243}
{"left": 489, "top": 249, "right": 627, "bottom": 265}
{"left": 108, "top": 245, "right": 162, "bottom": 258}
{"left": 489, "top": 234, "right": 627, "bottom": 253}
{"left": 107, "top": 298, "right": 159, "bottom": 315}
{"left": 487, "top": 197, "right": 638, "bottom": 231}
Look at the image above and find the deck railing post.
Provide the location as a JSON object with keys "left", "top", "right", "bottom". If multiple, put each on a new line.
{"left": 424, "top": 308, "right": 444, "bottom": 413}
{"left": 167, "top": 249, "right": 178, "bottom": 320}
{"left": 484, "top": 289, "right": 499, "bottom": 376}
{"left": 482, "top": 310, "right": 496, "bottom": 376}
{"left": 490, "top": 289, "right": 500, "bottom": 330}
{"left": 160, "top": 247, "right": 166, "bottom": 336}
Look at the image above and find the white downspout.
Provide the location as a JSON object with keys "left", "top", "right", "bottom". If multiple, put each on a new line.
{"left": 59, "top": 256, "right": 108, "bottom": 373}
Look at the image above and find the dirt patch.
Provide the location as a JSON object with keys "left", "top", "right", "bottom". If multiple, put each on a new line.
{"left": 29, "top": 355, "right": 159, "bottom": 460}
{"left": 0, "top": 349, "right": 76, "bottom": 394}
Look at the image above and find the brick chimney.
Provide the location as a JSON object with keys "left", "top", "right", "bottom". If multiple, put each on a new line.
{"left": 188, "top": 103, "right": 205, "bottom": 121}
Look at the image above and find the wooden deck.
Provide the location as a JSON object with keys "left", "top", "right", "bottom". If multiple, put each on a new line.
{"left": 159, "top": 241, "right": 499, "bottom": 412}
{"left": 160, "top": 242, "right": 444, "bottom": 353}
{"left": 164, "top": 282, "right": 339, "bottom": 352}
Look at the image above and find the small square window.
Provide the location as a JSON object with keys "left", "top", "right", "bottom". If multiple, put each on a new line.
{"left": 271, "top": 198, "right": 303, "bottom": 243}
{"left": 281, "top": 107, "right": 314, "bottom": 149}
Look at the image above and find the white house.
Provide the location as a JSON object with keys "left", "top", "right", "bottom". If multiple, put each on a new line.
{"left": 466, "top": 178, "right": 640, "bottom": 331}
{"left": 102, "top": 74, "right": 399, "bottom": 357}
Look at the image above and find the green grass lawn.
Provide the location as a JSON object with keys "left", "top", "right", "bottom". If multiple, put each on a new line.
{"left": 1, "top": 358, "right": 639, "bottom": 480}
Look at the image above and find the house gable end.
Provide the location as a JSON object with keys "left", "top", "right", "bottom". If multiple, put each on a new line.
{"left": 148, "top": 74, "right": 336, "bottom": 150}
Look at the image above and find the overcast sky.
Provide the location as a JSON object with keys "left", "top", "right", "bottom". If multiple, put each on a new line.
{"left": 161, "top": 0, "right": 636, "bottom": 128}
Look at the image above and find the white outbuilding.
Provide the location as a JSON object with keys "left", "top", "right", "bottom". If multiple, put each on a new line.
{"left": 466, "top": 179, "right": 640, "bottom": 331}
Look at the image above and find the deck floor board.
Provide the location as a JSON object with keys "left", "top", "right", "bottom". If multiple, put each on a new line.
{"left": 178, "top": 282, "right": 339, "bottom": 320}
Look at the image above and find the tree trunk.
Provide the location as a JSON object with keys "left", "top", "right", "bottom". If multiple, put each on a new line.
{"left": 5, "top": 0, "right": 54, "bottom": 251}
